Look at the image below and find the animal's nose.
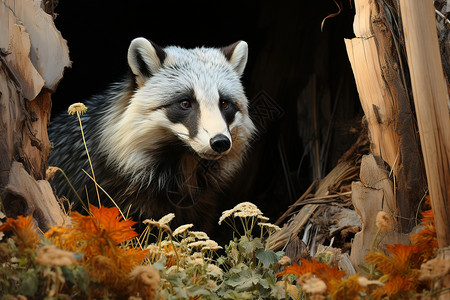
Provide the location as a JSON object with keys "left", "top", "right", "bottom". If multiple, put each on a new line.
{"left": 210, "top": 134, "right": 231, "bottom": 153}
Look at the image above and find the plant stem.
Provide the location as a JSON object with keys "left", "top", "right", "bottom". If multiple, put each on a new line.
{"left": 77, "top": 112, "right": 101, "bottom": 207}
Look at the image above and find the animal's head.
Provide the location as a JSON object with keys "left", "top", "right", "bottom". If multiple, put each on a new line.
{"left": 126, "top": 38, "right": 254, "bottom": 160}
{"left": 102, "top": 38, "right": 255, "bottom": 181}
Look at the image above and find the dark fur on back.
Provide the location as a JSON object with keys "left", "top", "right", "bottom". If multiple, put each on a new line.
{"left": 48, "top": 39, "right": 255, "bottom": 231}
{"left": 50, "top": 78, "right": 226, "bottom": 229}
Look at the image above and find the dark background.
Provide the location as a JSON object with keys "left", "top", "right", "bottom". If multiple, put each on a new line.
{"left": 51, "top": 0, "right": 362, "bottom": 227}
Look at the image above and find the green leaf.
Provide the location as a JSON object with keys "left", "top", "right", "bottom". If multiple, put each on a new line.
{"left": 187, "top": 285, "right": 211, "bottom": 297}
{"left": 19, "top": 269, "right": 38, "bottom": 296}
{"left": 173, "top": 286, "right": 189, "bottom": 299}
{"left": 256, "top": 249, "right": 278, "bottom": 268}
{"left": 239, "top": 236, "right": 263, "bottom": 255}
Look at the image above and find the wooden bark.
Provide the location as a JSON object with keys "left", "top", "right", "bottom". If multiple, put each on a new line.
{"left": 350, "top": 154, "right": 410, "bottom": 273}
{"left": 267, "top": 134, "right": 367, "bottom": 251}
{"left": 0, "top": 0, "right": 70, "bottom": 229}
{"left": 345, "top": 0, "right": 426, "bottom": 232}
{"left": 398, "top": 0, "right": 450, "bottom": 249}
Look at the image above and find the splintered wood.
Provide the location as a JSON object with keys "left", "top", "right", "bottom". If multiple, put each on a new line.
{"left": 267, "top": 134, "right": 368, "bottom": 261}
{"left": 350, "top": 154, "right": 410, "bottom": 272}
{"left": 399, "top": 0, "right": 450, "bottom": 249}
{"left": 345, "top": 0, "right": 427, "bottom": 233}
{"left": 0, "top": 0, "right": 70, "bottom": 229}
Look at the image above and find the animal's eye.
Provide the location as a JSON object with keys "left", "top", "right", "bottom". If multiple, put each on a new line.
{"left": 220, "top": 100, "right": 229, "bottom": 110}
{"left": 180, "top": 100, "right": 192, "bottom": 109}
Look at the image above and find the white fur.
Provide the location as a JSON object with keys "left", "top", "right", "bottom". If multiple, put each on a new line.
{"left": 99, "top": 38, "right": 255, "bottom": 188}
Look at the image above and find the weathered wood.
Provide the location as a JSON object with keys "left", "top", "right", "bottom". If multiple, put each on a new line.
{"left": 398, "top": 0, "right": 450, "bottom": 248}
{"left": 3, "top": 162, "right": 69, "bottom": 231}
{"left": 0, "top": 0, "right": 70, "bottom": 230}
{"left": 350, "top": 154, "right": 410, "bottom": 272}
{"left": 267, "top": 149, "right": 363, "bottom": 251}
{"left": 345, "top": 0, "right": 427, "bottom": 233}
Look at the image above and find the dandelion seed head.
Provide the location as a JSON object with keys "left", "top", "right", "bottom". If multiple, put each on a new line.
{"left": 67, "top": 102, "right": 87, "bottom": 115}
{"left": 36, "top": 245, "right": 78, "bottom": 266}
{"left": 300, "top": 277, "right": 327, "bottom": 294}
{"left": 376, "top": 211, "right": 393, "bottom": 233}
{"left": 45, "top": 166, "right": 60, "bottom": 180}
{"left": 129, "top": 265, "right": 160, "bottom": 299}
{"left": 278, "top": 255, "right": 292, "bottom": 266}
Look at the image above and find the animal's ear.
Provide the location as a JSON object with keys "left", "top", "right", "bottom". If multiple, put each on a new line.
{"left": 221, "top": 41, "right": 248, "bottom": 76}
{"left": 128, "top": 37, "right": 166, "bottom": 86}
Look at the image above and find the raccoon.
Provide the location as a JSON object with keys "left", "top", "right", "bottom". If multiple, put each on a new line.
{"left": 48, "top": 38, "right": 255, "bottom": 230}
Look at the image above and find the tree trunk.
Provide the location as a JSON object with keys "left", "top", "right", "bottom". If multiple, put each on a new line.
{"left": 345, "top": 0, "right": 427, "bottom": 234}
{"left": 399, "top": 0, "right": 450, "bottom": 251}
{"left": 0, "top": 0, "right": 71, "bottom": 230}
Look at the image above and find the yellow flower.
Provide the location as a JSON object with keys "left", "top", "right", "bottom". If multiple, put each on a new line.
{"left": 67, "top": 102, "right": 87, "bottom": 115}
{"left": 376, "top": 211, "right": 393, "bottom": 233}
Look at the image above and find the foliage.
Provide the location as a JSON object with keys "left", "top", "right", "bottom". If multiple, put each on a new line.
{"left": 1, "top": 104, "right": 447, "bottom": 299}
{"left": 0, "top": 195, "right": 449, "bottom": 299}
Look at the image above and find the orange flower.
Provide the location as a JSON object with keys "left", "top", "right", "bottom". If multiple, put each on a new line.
{"left": 329, "top": 275, "right": 363, "bottom": 300}
{"left": 0, "top": 215, "right": 39, "bottom": 251}
{"left": 366, "top": 244, "right": 420, "bottom": 298}
{"left": 45, "top": 205, "right": 139, "bottom": 259}
{"left": 277, "top": 258, "right": 345, "bottom": 287}
{"left": 90, "top": 205, "right": 138, "bottom": 244}
{"left": 410, "top": 196, "right": 437, "bottom": 262}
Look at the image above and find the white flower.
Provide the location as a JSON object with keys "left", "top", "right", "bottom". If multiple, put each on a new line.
{"left": 258, "top": 222, "right": 281, "bottom": 232}
{"left": 181, "top": 236, "right": 196, "bottom": 243}
{"left": 188, "top": 241, "right": 209, "bottom": 248}
{"left": 206, "top": 264, "right": 223, "bottom": 278}
{"left": 218, "top": 209, "right": 235, "bottom": 225}
{"left": 173, "top": 224, "right": 193, "bottom": 236}
{"left": 257, "top": 215, "right": 270, "bottom": 222}
{"left": 158, "top": 213, "right": 175, "bottom": 226}
{"left": 190, "top": 231, "right": 209, "bottom": 240}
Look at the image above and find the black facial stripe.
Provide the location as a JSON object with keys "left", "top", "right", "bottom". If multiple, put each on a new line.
{"left": 219, "top": 93, "right": 238, "bottom": 125}
{"left": 164, "top": 97, "right": 199, "bottom": 138}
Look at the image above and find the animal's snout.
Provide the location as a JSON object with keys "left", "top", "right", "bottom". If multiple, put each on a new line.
{"left": 210, "top": 134, "right": 231, "bottom": 153}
